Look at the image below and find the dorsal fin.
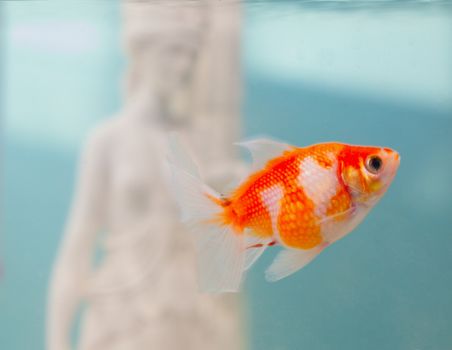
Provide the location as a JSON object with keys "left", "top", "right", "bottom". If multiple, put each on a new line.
{"left": 235, "top": 138, "right": 291, "bottom": 171}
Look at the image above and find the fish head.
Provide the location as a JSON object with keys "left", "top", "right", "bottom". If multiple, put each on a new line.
{"left": 340, "top": 145, "right": 400, "bottom": 206}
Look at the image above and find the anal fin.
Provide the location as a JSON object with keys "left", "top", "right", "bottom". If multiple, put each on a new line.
{"left": 244, "top": 232, "right": 273, "bottom": 271}
{"left": 265, "top": 247, "right": 323, "bottom": 282}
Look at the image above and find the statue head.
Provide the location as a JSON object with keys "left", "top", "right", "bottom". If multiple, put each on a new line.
{"left": 123, "top": 2, "right": 207, "bottom": 100}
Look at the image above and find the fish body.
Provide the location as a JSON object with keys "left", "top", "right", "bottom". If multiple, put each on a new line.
{"left": 170, "top": 138, "right": 400, "bottom": 292}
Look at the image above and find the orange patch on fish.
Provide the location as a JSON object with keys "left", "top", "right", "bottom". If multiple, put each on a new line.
{"left": 326, "top": 187, "right": 352, "bottom": 221}
{"left": 277, "top": 186, "right": 322, "bottom": 249}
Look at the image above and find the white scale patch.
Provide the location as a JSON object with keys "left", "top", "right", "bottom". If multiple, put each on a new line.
{"left": 260, "top": 184, "right": 284, "bottom": 242}
{"left": 297, "top": 154, "right": 339, "bottom": 219}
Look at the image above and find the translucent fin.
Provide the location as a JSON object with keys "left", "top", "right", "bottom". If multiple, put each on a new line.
{"left": 169, "top": 162, "right": 218, "bottom": 223}
{"left": 194, "top": 224, "right": 244, "bottom": 293}
{"left": 168, "top": 132, "right": 201, "bottom": 178}
{"left": 168, "top": 135, "right": 245, "bottom": 292}
{"left": 235, "top": 138, "right": 290, "bottom": 171}
{"left": 244, "top": 232, "right": 272, "bottom": 271}
{"left": 319, "top": 206, "right": 367, "bottom": 245}
{"left": 265, "top": 247, "right": 322, "bottom": 282}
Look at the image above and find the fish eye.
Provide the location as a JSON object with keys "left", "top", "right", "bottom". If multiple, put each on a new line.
{"left": 365, "top": 155, "right": 383, "bottom": 174}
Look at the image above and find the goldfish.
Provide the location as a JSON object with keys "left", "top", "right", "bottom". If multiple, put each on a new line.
{"left": 169, "top": 138, "right": 400, "bottom": 293}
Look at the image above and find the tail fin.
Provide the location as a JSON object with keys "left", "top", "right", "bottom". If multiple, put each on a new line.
{"left": 168, "top": 136, "right": 245, "bottom": 293}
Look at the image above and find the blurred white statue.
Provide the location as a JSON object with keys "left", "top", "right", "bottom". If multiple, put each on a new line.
{"left": 47, "top": 2, "right": 244, "bottom": 350}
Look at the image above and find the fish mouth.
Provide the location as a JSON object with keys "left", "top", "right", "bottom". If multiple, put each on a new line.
{"left": 383, "top": 148, "right": 400, "bottom": 177}
{"left": 390, "top": 152, "right": 401, "bottom": 176}
{"left": 393, "top": 151, "right": 401, "bottom": 164}
{"left": 375, "top": 152, "right": 400, "bottom": 198}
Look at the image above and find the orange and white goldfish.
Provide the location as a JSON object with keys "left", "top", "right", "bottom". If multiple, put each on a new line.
{"left": 170, "top": 138, "right": 400, "bottom": 292}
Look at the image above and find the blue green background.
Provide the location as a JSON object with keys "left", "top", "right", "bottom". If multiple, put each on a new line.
{"left": 2, "top": 1, "right": 452, "bottom": 349}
